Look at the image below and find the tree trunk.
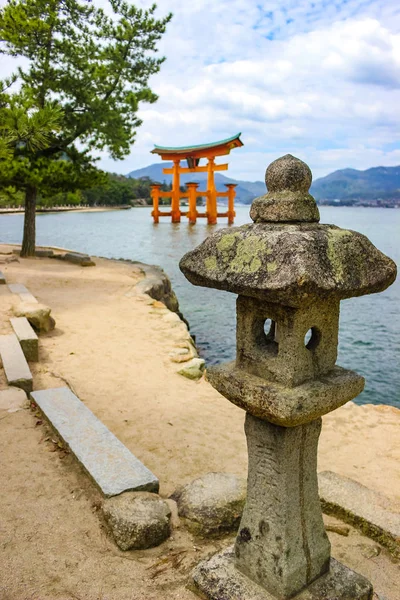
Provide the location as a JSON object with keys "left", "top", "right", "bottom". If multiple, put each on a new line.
{"left": 21, "top": 186, "right": 37, "bottom": 257}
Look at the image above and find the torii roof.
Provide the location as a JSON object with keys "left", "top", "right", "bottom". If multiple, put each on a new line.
{"left": 151, "top": 133, "right": 243, "bottom": 159}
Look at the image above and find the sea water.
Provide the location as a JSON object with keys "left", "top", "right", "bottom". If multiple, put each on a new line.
{"left": 1, "top": 205, "right": 399, "bottom": 408}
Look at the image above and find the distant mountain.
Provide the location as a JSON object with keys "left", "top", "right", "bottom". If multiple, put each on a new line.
{"left": 128, "top": 163, "right": 400, "bottom": 206}
{"left": 311, "top": 165, "right": 400, "bottom": 202}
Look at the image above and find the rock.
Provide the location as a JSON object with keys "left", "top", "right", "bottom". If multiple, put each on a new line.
{"left": 62, "top": 252, "right": 95, "bottom": 267}
{"left": 0, "top": 388, "right": 27, "bottom": 413}
{"left": 102, "top": 492, "right": 171, "bottom": 550}
{"left": 178, "top": 358, "right": 205, "bottom": 380}
{"left": 359, "top": 544, "right": 381, "bottom": 559}
{"left": 174, "top": 472, "right": 246, "bottom": 537}
{"left": 325, "top": 523, "right": 350, "bottom": 536}
{"left": 15, "top": 302, "right": 56, "bottom": 333}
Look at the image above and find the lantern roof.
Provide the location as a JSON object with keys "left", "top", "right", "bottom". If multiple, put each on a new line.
{"left": 180, "top": 155, "right": 397, "bottom": 307}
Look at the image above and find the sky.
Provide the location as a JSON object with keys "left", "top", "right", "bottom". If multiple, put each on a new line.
{"left": 2, "top": 0, "right": 400, "bottom": 181}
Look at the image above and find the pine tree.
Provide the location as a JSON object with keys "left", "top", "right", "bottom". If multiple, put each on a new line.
{"left": 0, "top": 0, "right": 171, "bottom": 255}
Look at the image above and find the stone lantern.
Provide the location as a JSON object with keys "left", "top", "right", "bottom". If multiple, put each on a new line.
{"left": 179, "top": 155, "right": 396, "bottom": 600}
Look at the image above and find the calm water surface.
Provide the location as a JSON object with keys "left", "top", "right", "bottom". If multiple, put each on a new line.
{"left": 1, "top": 205, "right": 399, "bottom": 408}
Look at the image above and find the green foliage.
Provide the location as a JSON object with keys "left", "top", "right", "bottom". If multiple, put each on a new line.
{"left": 0, "top": 0, "right": 171, "bottom": 251}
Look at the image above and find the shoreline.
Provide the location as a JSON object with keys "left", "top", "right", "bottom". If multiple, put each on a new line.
{"left": 0, "top": 205, "right": 132, "bottom": 215}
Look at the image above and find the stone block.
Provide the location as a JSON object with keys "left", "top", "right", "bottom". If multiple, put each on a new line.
{"left": 319, "top": 471, "right": 400, "bottom": 557}
{"left": 102, "top": 491, "right": 171, "bottom": 550}
{"left": 10, "top": 317, "right": 39, "bottom": 362}
{"left": 192, "top": 547, "right": 373, "bottom": 600}
{"left": 0, "top": 334, "right": 33, "bottom": 393}
{"left": 62, "top": 252, "right": 95, "bottom": 267}
{"left": 30, "top": 387, "right": 159, "bottom": 497}
{"left": 35, "top": 249, "right": 54, "bottom": 257}
{"left": 173, "top": 473, "right": 246, "bottom": 537}
{"left": 8, "top": 283, "right": 38, "bottom": 304}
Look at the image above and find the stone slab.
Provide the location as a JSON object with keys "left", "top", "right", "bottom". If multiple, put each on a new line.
{"left": 0, "top": 270, "right": 5, "bottom": 284}
{"left": 8, "top": 283, "right": 38, "bottom": 303}
{"left": 192, "top": 547, "right": 373, "bottom": 600}
{"left": 10, "top": 317, "right": 39, "bottom": 362}
{"left": 0, "top": 334, "right": 33, "bottom": 393}
{"left": 30, "top": 387, "right": 159, "bottom": 497}
{"left": 319, "top": 471, "right": 400, "bottom": 557}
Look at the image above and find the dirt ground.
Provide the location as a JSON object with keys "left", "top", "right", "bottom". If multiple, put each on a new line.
{"left": 0, "top": 246, "right": 399, "bottom": 600}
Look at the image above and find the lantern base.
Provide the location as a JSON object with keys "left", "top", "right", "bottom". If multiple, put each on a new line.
{"left": 192, "top": 547, "right": 373, "bottom": 600}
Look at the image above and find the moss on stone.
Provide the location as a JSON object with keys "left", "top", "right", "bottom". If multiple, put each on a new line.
{"left": 326, "top": 228, "right": 352, "bottom": 282}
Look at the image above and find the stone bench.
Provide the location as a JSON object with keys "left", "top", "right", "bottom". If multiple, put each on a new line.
{"left": 0, "top": 270, "right": 5, "bottom": 284}
{"left": 8, "top": 283, "right": 38, "bottom": 304}
{"left": 10, "top": 317, "right": 39, "bottom": 362}
{"left": 31, "top": 387, "right": 159, "bottom": 497}
{"left": 0, "top": 333, "right": 33, "bottom": 393}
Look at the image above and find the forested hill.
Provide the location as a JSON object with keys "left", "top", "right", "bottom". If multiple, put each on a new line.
{"left": 128, "top": 163, "right": 400, "bottom": 206}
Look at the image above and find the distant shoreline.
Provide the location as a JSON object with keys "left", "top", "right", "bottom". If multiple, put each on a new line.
{"left": 0, "top": 206, "right": 132, "bottom": 215}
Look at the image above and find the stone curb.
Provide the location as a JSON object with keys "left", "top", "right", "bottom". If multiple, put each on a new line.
{"left": 319, "top": 471, "right": 400, "bottom": 558}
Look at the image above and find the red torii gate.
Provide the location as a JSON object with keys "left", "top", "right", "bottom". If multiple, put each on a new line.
{"left": 149, "top": 133, "right": 243, "bottom": 224}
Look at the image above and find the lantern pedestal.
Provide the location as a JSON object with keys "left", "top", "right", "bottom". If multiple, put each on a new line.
{"left": 193, "top": 548, "right": 373, "bottom": 600}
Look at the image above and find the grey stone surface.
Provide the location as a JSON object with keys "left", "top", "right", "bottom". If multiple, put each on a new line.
{"left": 207, "top": 362, "right": 364, "bottom": 427}
{"left": 0, "top": 333, "right": 33, "bottom": 393}
{"left": 250, "top": 155, "right": 320, "bottom": 224}
{"left": 15, "top": 302, "right": 55, "bottom": 333}
{"left": 192, "top": 547, "right": 373, "bottom": 600}
{"left": 236, "top": 296, "right": 340, "bottom": 387}
{"left": 179, "top": 223, "right": 396, "bottom": 308}
{"left": 0, "top": 270, "right": 5, "bottom": 284}
{"left": 235, "top": 415, "right": 330, "bottom": 598}
{"left": 102, "top": 491, "right": 171, "bottom": 550}
{"left": 319, "top": 471, "right": 400, "bottom": 557}
{"left": 174, "top": 472, "right": 246, "bottom": 537}
{"left": 62, "top": 252, "right": 95, "bottom": 267}
{"left": 10, "top": 316, "right": 39, "bottom": 362}
{"left": 0, "top": 387, "right": 27, "bottom": 413}
{"left": 8, "top": 283, "right": 38, "bottom": 304}
{"left": 31, "top": 387, "right": 159, "bottom": 497}
{"left": 178, "top": 357, "right": 205, "bottom": 380}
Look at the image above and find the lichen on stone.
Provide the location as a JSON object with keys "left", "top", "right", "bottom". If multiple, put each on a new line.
{"left": 204, "top": 256, "right": 218, "bottom": 272}
{"left": 229, "top": 235, "right": 268, "bottom": 275}
{"left": 326, "top": 228, "right": 352, "bottom": 283}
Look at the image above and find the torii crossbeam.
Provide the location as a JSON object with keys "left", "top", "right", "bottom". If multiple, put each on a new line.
{"left": 150, "top": 133, "right": 244, "bottom": 224}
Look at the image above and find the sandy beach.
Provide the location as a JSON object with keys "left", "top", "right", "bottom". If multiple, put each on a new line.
{"left": 0, "top": 245, "right": 399, "bottom": 600}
